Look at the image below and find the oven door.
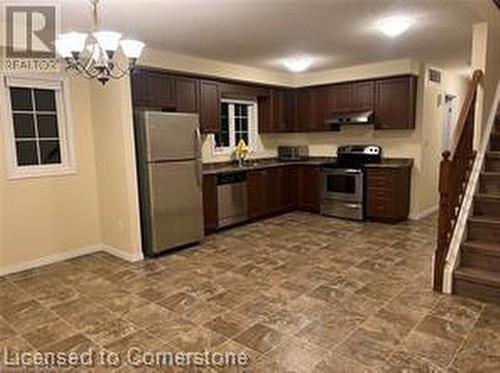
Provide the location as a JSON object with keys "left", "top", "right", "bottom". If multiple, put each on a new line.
{"left": 322, "top": 168, "right": 363, "bottom": 202}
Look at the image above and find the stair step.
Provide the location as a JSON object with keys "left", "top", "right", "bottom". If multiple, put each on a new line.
{"left": 474, "top": 194, "right": 500, "bottom": 217}
{"left": 467, "top": 216, "right": 500, "bottom": 243}
{"left": 461, "top": 240, "right": 500, "bottom": 271}
{"left": 454, "top": 267, "right": 500, "bottom": 304}
{"left": 485, "top": 152, "right": 500, "bottom": 172}
{"left": 492, "top": 133, "right": 500, "bottom": 151}
{"left": 480, "top": 172, "right": 500, "bottom": 195}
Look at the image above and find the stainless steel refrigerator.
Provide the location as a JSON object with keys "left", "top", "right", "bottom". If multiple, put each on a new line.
{"left": 134, "top": 111, "right": 204, "bottom": 256}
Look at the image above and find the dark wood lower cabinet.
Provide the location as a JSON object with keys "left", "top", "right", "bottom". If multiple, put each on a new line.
{"left": 297, "top": 165, "right": 321, "bottom": 213}
{"left": 247, "top": 167, "right": 299, "bottom": 219}
{"left": 366, "top": 166, "right": 412, "bottom": 222}
{"left": 203, "top": 164, "right": 411, "bottom": 232}
{"left": 202, "top": 175, "right": 218, "bottom": 233}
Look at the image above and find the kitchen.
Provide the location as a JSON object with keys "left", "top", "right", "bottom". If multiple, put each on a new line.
{"left": 131, "top": 68, "right": 415, "bottom": 255}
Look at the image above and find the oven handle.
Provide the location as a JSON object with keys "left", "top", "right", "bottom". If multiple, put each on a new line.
{"left": 323, "top": 168, "right": 362, "bottom": 175}
{"left": 344, "top": 169, "right": 362, "bottom": 174}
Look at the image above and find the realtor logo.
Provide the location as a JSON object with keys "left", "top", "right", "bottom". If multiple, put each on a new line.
{"left": 6, "top": 6, "right": 56, "bottom": 58}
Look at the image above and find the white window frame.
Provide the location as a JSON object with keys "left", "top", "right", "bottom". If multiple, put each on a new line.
{"left": 2, "top": 75, "right": 76, "bottom": 179}
{"left": 214, "top": 99, "right": 258, "bottom": 155}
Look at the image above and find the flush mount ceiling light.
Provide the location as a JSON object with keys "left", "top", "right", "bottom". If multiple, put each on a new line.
{"left": 283, "top": 56, "right": 313, "bottom": 73}
{"left": 377, "top": 16, "right": 413, "bottom": 38}
{"left": 55, "top": 0, "right": 145, "bottom": 85}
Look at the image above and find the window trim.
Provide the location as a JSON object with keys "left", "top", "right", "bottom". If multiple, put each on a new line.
{"left": 214, "top": 99, "right": 258, "bottom": 155}
{"left": 2, "top": 75, "right": 76, "bottom": 179}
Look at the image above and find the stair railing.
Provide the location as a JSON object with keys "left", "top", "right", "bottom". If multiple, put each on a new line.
{"left": 440, "top": 78, "right": 500, "bottom": 293}
{"left": 433, "top": 69, "right": 483, "bottom": 291}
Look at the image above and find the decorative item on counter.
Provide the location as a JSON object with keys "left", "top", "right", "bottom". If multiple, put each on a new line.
{"left": 235, "top": 139, "right": 250, "bottom": 167}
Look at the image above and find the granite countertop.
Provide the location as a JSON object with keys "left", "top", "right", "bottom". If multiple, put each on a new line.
{"left": 203, "top": 157, "right": 413, "bottom": 175}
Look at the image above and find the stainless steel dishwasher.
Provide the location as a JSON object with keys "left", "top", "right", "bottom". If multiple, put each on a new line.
{"left": 216, "top": 171, "right": 248, "bottom": 228}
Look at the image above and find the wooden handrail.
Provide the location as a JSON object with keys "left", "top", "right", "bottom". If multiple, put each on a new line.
{"left": 433, "top": 69, "right": 483, "bottom": 291}
{"left": 449, "top": 70, "right": 483, "bottom": 157}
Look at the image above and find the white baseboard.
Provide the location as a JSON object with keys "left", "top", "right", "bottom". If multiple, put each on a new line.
{"left": 409, "top": 205, "right": 439, "bottom": 221}
{"left": 101, "top": 244, "right": 144, "bottom": 262}
{"left": 0, "top": 245, "right": 101, "bottom": 276}
{"left": 0, "top": 244, "right": 143, "bottom": 276}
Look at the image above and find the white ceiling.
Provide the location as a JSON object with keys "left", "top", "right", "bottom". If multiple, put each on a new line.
{"left": 59, "top": 0, "right": 492, "bottom": 73}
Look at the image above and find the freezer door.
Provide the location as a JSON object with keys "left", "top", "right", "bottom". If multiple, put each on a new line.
{"left": 143, "top": 112, "right": 200, "bottom": 161}
{"left": 147, "top": 159, "right": 204, "bottom": 255}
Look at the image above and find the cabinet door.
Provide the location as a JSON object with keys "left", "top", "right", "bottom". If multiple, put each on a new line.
{"left": 366, "top": 167, "right": 411, "bottom": 222}
{"left": 352, "top": 81, "right": 374, "bottom": 111}
{"left": 131, "top": 70, "right": 151, "bottom": 107}
{"left": 298, "top": 166, "right": 321, "bottom": 212}
{"left": 176, "top": 77, "right": 199, "bottom": 113}
{"left": 296, "top": 88, "right": 316, "bottom": 132}
{"left": 281, "top": 166, "right": 298, "bottom": 209}
{"left": 148, "top": 72, "right": 176, "bottom": 109}
{"left": 199, "top": 80, "right": 221, "bottom": 133}
{"left": 258, "top": 95, "right": 273, "bottom": 133}
{"left": 375, "top": 76, "right": 417, "bottom": 130}
{"left": 202, "top": 175, "right": 218, "bottom": 233}
{"left": 314, "top": 86, "right": 331, "bottom": 131}
{"left": 247, "top": 171, "right": 265, "bottom": 219}
{"left": 330, "top": 83, "right": 352, "bottom": 113}
{"left": 284, "top": 89, "right": 297, "bottom": 132}
{"left": 271, "top": 89, "right": 286, "bottom": 132}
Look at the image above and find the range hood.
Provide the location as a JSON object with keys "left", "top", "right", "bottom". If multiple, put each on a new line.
{"left": 324, "top": 110, "right": 374, "bottom": 126}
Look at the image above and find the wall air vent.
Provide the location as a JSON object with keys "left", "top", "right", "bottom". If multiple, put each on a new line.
{"left": 429, "top": 68, "right": 442, "bottom": 83}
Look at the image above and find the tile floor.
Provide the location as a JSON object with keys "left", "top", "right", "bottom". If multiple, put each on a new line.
{"left": 1, "top": 212, "right": 500, "bottom": 372}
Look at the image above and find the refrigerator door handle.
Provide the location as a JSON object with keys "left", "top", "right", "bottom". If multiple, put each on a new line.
{"left": 195, "top": 160, "right": 202, "bottom": 187}
{"left": 195, "top": 127, "right": 202, "bottom": 159}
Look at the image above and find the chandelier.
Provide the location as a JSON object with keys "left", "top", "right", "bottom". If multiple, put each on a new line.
{"left": 55, "top": 0, "right": 145, "bottom": 85}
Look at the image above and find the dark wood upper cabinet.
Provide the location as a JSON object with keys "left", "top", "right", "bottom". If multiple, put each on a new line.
{"left": 219, "top": 82, "right": 269, "bottom": 99}
{"left": 258, "top": 88, "right": 295, "bottom": 133}
{"left": 198, "top": 80, "right": 221, "bottom": 133}
{"left": 352, "top": 81, "right": 375, "bottom": 111}
{"left": 130, "top": 69, "right": 176, "bottom": 109}
{"left": 314, "top": 86, "right": 332, "bottom": 131}
{"left": 375, "top": 76, "right": 417, "bottom": 130}
{"left": 148, "top": 72, "right": 176, "bottom": 109}
{"left": 330, "top": 83, "right": 352, "bottom": 113}
{"left": 130, "top": 70, "right": 151, "bottom": 107}
{"left": 296, "top": 88, "right": 316, "bottom": 132}
{"left": 175, "top": 77, "right": 199, "bottom": 113}
{"left": 271, "top": 89, "right": 287, "bottom": 132}
{"left": 202, "top": 174, "right": 218, "bottom": 233}
{"left": 131, "top": 67, "right": 417, "bottom": 133}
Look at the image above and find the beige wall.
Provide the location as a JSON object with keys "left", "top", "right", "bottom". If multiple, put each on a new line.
{"left": 143, "top": 49, "right": 293, "bottom": 86}
{"left": 0, "top": 76, "right": 102, "bottom": 271}
{"left": 89, "top": 76, "right": 143, "bottom": 261}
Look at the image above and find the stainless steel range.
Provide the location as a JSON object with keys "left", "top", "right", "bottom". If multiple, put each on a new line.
{"left": 321, "top": 145, "right": 382, "bottom": 220}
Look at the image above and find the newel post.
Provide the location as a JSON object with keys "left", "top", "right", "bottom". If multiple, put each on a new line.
{"left": 434, "top": 151, "right": 452, "bottom": 291}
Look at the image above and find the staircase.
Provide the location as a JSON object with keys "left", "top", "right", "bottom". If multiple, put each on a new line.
{"left": 454, "top": 110, "right": 500, "bottom": 304}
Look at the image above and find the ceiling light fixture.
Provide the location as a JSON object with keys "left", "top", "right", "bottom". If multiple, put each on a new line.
{"left": 283, "top": 56, "right": 313, "bottom": 73}
{"left": 55, "top": 0, "right": 145, "bottom": 85}
{"left": 377, "top": 16, "right": 413, "bottom": 38}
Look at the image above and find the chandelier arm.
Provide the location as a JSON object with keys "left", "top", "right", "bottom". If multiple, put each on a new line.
{"left": 107, "top": 63, "right": 131, "bottom": 79}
